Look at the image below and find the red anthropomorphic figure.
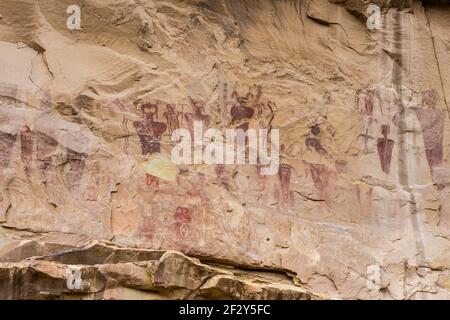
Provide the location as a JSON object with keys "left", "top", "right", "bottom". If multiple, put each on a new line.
{"left": 163, "top": 104, "right": 182, "bottom": 141}
{"left": 133, "top": 102, "right": 167, "bottom": 188}
{"left": 376, "top": 125, "right": 395, "bottom": 174}
{"left": 20, "top": 125, "right": 34, "bottom": 176}
{"left": 229, "top": 86, "right": 262, "bottom": 131}
{"left": 185, "top": 98, "right": 210, "bottom": 134}
{"left": 172, "top": 206, "right": 192, "bottom": 240}
{"left": 414, "top": 89, "right": 445, "bottom": 189}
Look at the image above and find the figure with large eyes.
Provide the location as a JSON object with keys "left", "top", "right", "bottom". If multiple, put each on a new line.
{"left": 133, "top": 102, "right": 167, "bottom": 188}
{"left": 413, "top": 89, "right": 445, "bottom": 188}
{"left": 185, "top": 98, "right": 210, "bottom": 133}
{"left": 229, "top": 86, "right": 262, "bottom": 131}
{"left": 172, "top": 206, "right": 192, "bottom": 240}
{"left": 134, "top": 102, "right": 167, "bottom": 155}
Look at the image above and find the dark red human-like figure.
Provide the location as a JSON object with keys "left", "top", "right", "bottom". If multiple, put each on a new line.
{"left": 134, "top": 103, "right": 167, "bottom": 155}
{"left": 66, "top": 149, "right": 87, "bottom": 192}
{"left": 229, "top": 86, "right": 263, "bottom": 132}
{"left": 231, "top": 91, "right": 255, "bottom": 121}
{"left": 185, "top": 98, "right": 210, "bottom": 133}
{"left": 305, "top": 125, "right": 327, "bottom": 155}
{"left": 307, "top": 162, "right": 332, "bottom": 200}
{"left": 0, "top": 132, "right": 17, "bottom": 184}
{"left": 139, "top": 218, "right": 155, "bottom": 241}
{"left": 36, "top": 132, "right": 57, "bottom": 180}
{"left": 414, "top": 89, "right": 445, "bottom": 188}
{"left": 376, "top": 125, "right": 395, "bottom": 174}
{"left": 172, "top": 207, "right": 192, "bottom": 240}
{"left": 278, "top": 163, "right": 292, "bottom": 205}
{"left": 163, "top": 104, "right": 181, "bottom": 141}
{"left": 133, "top": 102, "right": 167, "bottom": 188}
{"left": 355, "top": 89, "right": 383, "bottom": 154}
{"left": 0, "top": 84, "right": 19, "bottom": 184}
{"left": 355, "top": 89, "right": 383, "bottom": 118}
{"left": 20, "top": 125, "right": 34, "bottom": 176}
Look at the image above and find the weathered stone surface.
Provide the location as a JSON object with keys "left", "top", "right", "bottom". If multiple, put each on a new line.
{"left": 0, "top": 0, "right": 449, "bottom": 299}
{"left": 0, "top": 240, "right": 320, "bottom": 300}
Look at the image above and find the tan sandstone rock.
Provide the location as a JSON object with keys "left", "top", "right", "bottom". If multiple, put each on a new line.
{"left": 0, "top": 0, "right": 448, "bottom": 299}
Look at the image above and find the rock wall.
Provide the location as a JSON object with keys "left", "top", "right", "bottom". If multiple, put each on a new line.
{"left": 0, "top": 0, "right": 449, "bottom": 299}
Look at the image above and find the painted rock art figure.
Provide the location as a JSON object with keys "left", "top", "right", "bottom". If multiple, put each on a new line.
{"left": 263, "top": 100, "right": 276, "bottom": 132}
{"left": 134, "top": 102, "right": 167, "bottom": 155}
{"left": 144, "top": 174, "right": 159, "bottom": 189}
{"left": 163, "top": 104, "right": 181, "bottom": 141}
{"left": 229, "top": 86, "right": 263, "bottom": 131}
{"left": 358, "top": 128, "right": 373, "bottom": 154}
{"left": 256, "top": 158, "right": 267, "bottom": 191}
{"left": 305, "top": 125, "right": 327, "bottom": 155}
{"left": 0, "top": 132, "right": 17, "bottom": 182}
{"left": 172, "top": 206, "right": 192, "bottom": 240}
{"left": 65, "top": 149, "right": 87, "bottom": 192}
{"left": 414, "top": 89, "right": 444, "bottom": 177}
{"left": 376, "top": 125, "right": 395, "bottom": 174}
{"left": 335, "top": 160, "right": 348, "bottom": 173}
{"left": 360, "top": 91, "right": 374, "bottom": 118}
{"left": 85, "top": 162, "right": 102, "bottom": 201}
{"left": 231, "top": 91, "right": 255, "bottom": 121}
{"left": 355, "top": 88, "right": 384, "bottom": 153}
{"left": 36, "top": 132, "right": 58, "bottom": 180}
{"left": 278, "top": 163, "right": 293, "bottom": 206}
{"left": 115, "top": 99, "right": 131, "bottom": 155}
{"left": 133, "top": 102, "right": 167, "bottom": 188}
{"left": 20, "top": 125, "right": 34, "bottom": 175}
{"left": 185, "top": 98, "right": 210, "bottom": 133}
{"left": 356, "top": 88, "right": 383, "bottom": 118}
{"left": 307, "top": 162, "right": 332, "bottom": 200}
{"left": 139, "top": 217, "right": 155, "bottom": 241}
{"left": 0, "top": 83, "right": 18, "bottom": 182}
{"left": 221, "top": 83, "right": 231, "bottom": 118}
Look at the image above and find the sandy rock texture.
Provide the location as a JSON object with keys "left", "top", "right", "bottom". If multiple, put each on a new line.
{"left": 0, "top": 0, "right": 449, "bottom": 299}
{"left": 0, "top": 233, "right": 320, "bottom": 299}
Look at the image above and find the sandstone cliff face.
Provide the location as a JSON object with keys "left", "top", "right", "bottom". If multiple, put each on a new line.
{"left": 0, "top": 235, "right": 320, "bottom": 299}
{"left": 0, "top": 0, "right": 449, "bottom": 299}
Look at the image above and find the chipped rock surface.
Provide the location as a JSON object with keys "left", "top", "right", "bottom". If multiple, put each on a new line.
{"left": 0, "top": 0, "right": 449, "bottom": 299}
{"left": 0, "top": 234, "right": 320, "bottom": 299}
